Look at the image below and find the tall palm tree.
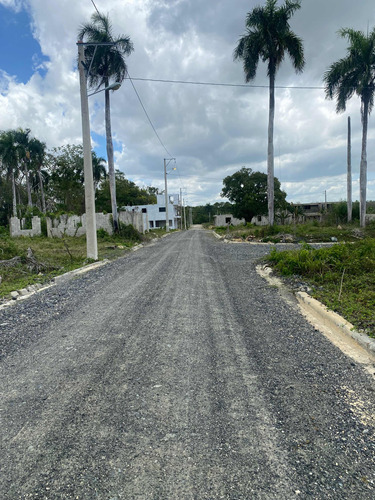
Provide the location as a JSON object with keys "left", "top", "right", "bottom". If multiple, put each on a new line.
{"left": 0, "top": 130, "right": 19, "bottom": 217}
{"left": 324, "top": 28, "right": 375, "bottom": 228}
{"left": 14, "top": 128, "right": 33, "bottom": 208}
{"left": 28, "top": 137, "right": 47, "bottom": 213}
{"left": 78, "top": 12, "right": 134, "bottom": 231}
{"left": 234, "top": 0, "right": 304, "bottom": 225}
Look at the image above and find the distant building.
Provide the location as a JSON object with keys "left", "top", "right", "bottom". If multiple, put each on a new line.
{"left": 122, "top": 194, "right": 181, "bottom": 230}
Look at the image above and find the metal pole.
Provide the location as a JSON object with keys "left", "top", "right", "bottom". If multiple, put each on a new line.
{"left": 78, "top": 41, "right": 98, "bottom": 260}
{"left": 164, "top": 159, "right": 169, "bottom": 232}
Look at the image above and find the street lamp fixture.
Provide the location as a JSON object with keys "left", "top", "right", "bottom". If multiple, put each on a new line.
{"left": 88, "top": 81, "right": 121, "bottom": 97}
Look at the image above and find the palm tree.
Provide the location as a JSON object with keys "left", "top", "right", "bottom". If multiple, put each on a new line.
{"left": 14, "top": 128, "right": 33, "bottom": 208}
{"left": 78, "top": 12, "right": 134, "bottom": 231}
{"left": 0, "top": 130, "right": 19, "bottom": 217}
{"left": 28, "top": 137, "right": 47, "bottom": 213}
{"left": 324, "top": 28, "right": 375, "bottom": 228}
{"left": 234, "top": 0, "right": 304, "bottom": 225}
{"left": 92, "top": 151, "right": 107, "bottom": 192}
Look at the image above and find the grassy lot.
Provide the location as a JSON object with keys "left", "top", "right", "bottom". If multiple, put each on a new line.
{"left": 213, "top": 221, "right": 375, "bottom": 337}
{"left": 214, "top": 221, "right": 375, "bottom": 242}
{"left": 0, "top": 228, "right": 168, "bottom": 299}
{"left": 267, "top": 239, "right": 375, "bottom": 338}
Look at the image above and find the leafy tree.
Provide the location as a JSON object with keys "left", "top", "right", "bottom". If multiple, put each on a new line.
{"left": 324, "top": 28, "right": 375, "bottom": 227}
{"left": 78, "top": 12, "right": 134, "bottom": 232}
{"left": 221, "top": 167, "right": 287, "bottom": 223}
{"left": 47, "top": 144, "right": 85, "bottom": 214}
{"left": 96, "top": 170, "right": 156, "bottom": 212}
{"left": 234, "top": 0, "right": 304, "bottom": 225}
{"left": 192, "top": 202, "right": 234, "bottom": 224}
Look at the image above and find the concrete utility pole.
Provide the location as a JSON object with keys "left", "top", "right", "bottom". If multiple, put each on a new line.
{"left": 78, "top": 41, "right": 98, "bottom": 260}
{"left": 180, "top": 188, "right": 182, "bottom": 231}
{"left": 164, "top": 158, "right": 175, "bottom": 232}
{"left": 347, "top": 116, "right": 352, "bottom": 222}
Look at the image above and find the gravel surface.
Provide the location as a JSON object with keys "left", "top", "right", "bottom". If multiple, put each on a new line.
{"left": 0, "top": 230, "right": 374, "bottom": 499}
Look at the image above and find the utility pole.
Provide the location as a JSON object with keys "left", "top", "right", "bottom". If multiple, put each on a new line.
{"left": 78, "top": 41, "right": 97, "bottom": 260}
{"left": 347, "top": 116, "right": 352, "bottom": 222}
{"left": 164, "top": 158, "right": 175, "bottom": 232}
{"left": 180, "top": 188, "right": 182, "bottom": 231}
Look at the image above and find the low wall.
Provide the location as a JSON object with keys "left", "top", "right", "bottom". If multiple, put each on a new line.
{"left": 46, "top": 210, "right": 146, "bottom": 238}
{"left": 10, "top": 216, "right": 41, "bottom": 237}
{"left": 366, "top": 214, "right": 375, "bottom": 224}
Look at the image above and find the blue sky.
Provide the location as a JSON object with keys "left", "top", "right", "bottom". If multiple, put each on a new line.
{"left": 0, "top": 5, "right": 48, "bottom": 82}
{"left": 0, "top": 0, "right": 375, "bottom": 207}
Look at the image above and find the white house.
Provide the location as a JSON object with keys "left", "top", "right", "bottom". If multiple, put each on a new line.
{"left": 122, "top": 193, "right": 181, "bottom": 230}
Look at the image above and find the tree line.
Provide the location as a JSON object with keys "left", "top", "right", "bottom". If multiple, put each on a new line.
{"left": 0, "top": 128, "right": 157, "bottom": 227}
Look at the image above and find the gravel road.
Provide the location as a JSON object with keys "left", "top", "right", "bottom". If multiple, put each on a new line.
{"left": 1, "top": 229, "right": 374, "bottom": 499}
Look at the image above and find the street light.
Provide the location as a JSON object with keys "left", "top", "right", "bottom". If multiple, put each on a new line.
{"left": 164, "top": 158, "right": 176, "bottom": 232}
{"left": 77, "top": 40, "right": 120, "bottom": 260}
{"left": 88, "top": 82, "right": 121, "bottom": 97}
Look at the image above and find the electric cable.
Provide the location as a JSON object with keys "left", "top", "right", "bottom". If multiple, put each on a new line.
{"left": 127, "top": 73, "right": 174, "bottom": 158}
{"left": 125, "top": 77, "right": 325, "bottom": 90}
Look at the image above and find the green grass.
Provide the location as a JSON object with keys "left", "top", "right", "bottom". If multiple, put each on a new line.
{"left": 0, "top": 228, "right": 155, "bottom": 298}
{"left": 267, "top": 239, "right": 375, "bottom": 338}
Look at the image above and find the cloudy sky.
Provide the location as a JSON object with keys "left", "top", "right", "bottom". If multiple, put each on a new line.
{"left": 0, "top": 0, "right": 375, "bottom": 207}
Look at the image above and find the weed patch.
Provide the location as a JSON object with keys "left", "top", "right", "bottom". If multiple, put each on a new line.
{"left": 267, "top": 240, "right": 375, "bottom": 337}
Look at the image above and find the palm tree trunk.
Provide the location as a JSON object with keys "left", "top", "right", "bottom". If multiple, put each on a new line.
{"left": 360, "top": 100, "right": 368, "bottom": 228}
{"left": 104, "top": 86, "right": 119, "bottom": 232}
{"left": 24, "top": 161, "right": 33, "bottom": 207}
{"left": 347, "top": 116, "right": 352, "bottom": 223}
{"left": 11, "top": 170, "right": 17, "bottom": 217}
{"left": 268, "top": 71, "right": 275, "bottom": 226}
{"left": 38, "top": 168, "right": 46, "bottom": 213}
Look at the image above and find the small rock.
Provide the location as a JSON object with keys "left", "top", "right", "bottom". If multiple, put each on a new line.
{"left": 10, "top": 291, "right": 19, "bottom": 300}
{"left": 331, "top": 237, "right": 338, "bottom": 242}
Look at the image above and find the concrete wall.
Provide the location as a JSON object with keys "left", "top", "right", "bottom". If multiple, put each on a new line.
{"left": 214, "top": 214, "right": 245, "bottom": 226}
{"left": 46, "top": 211, "right": 146, "bottom": 238}
{"left": 366, "top": 214, "right": 375, "bottom": 224}
{"left": 10, "top": 216, "right": 41, "bottom": 237}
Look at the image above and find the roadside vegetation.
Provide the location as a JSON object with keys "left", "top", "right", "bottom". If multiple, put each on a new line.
{"left": 0, "top": 226, "right": 168, "bottom": 299}
{"left": 213, "top": 218, "right": 375, "bottom": 338}
{"left": 214, "top": 220, "right": 375, "bottom": 243}
{"left": 267, "top": 238, "right": 375, "bottom": 338}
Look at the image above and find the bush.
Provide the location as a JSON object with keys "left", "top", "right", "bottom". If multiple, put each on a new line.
{"left": 118, "top": 223, "right": 141, "bottom": 242}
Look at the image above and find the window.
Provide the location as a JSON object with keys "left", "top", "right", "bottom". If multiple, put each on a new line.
{"left": 225, "top": 217, "right": 231, "bottom": 224}
{"left": 149, "top": 221, "right": 154, "bottom": 228}
{"left": 257, "top": 215, "right": 262, "bottom": 222}
{"left": 142, "top": 208, "right": 147, "bottom": 213}
{"left": 159, "top": 207, "right": 166, "bottom": 212}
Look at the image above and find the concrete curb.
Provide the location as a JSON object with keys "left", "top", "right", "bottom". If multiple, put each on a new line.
{"left": 296, "top": 291, "right": 375, "bottom": 355}
{"left": 256, "top": 265, "right": 375, "bottom": 358}
{"left": 0, "top": 259, "right": 111, "bottom": 311}
{"left": 0, "top": 236, "right": 165, "bottom": 310}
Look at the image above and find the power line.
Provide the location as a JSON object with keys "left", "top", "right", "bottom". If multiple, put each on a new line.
{"left": 127, "top": 73, "right": 173, "bottom": 158}
{"left": 125, "top": 77, "right": 325, "bottom": 90}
